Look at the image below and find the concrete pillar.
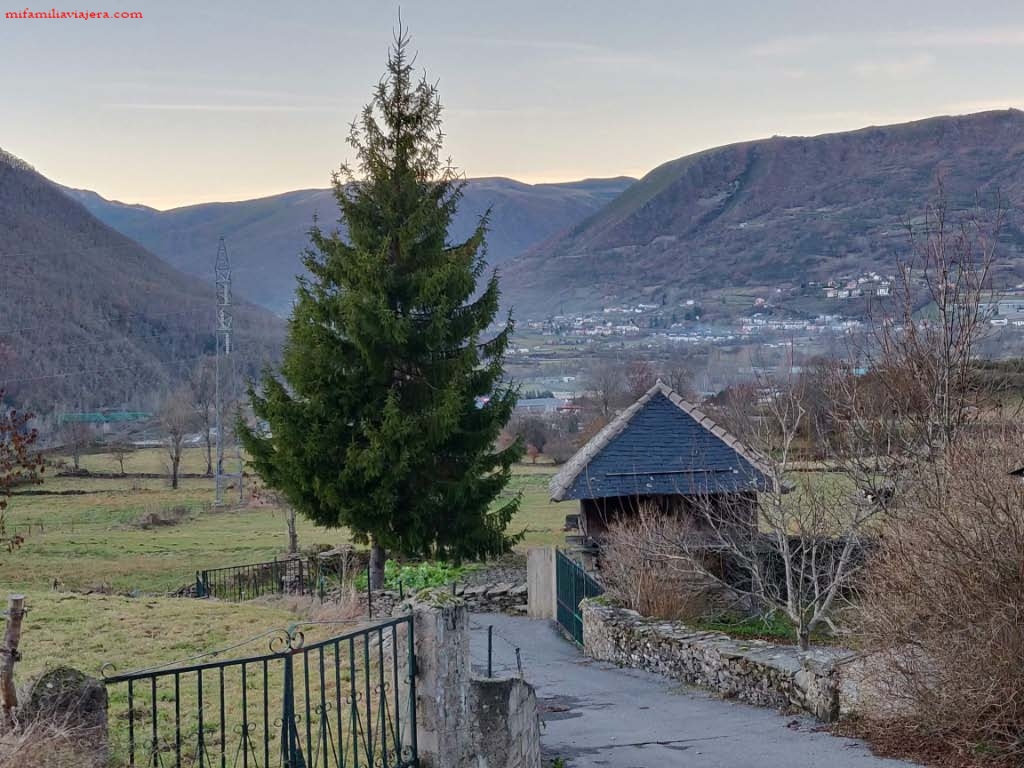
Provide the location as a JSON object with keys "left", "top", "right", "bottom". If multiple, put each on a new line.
{"left": 402, "top": 590, "right": 543, "bottom": 768}
{"left": 469, "top": 677, "right": 542, "bottom": 768}
{"left": 405, "top": 593, "right": 472, "bottom": 768}
{"left": 526, "top": 547, "right": 556, "bottom": 620}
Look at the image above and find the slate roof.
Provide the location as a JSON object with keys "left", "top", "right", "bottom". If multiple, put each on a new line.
{"left": 549, "top": 381, "right": 775, "bottom": 502}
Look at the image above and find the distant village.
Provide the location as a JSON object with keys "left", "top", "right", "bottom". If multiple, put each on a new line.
{"left": 517, "top": 292, "right": 868, "bottom": 349}
{"left": 819, "top": 270, "right": 893, "bottom": 300}
{"left": 511, "top": 270, "right": 1024, "bottom": 358}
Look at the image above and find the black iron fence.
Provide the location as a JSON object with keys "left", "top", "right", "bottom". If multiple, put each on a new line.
{"left": 555, "top": 549, "right": 604, "bottom": 645}
{"left": 103, "top": 617, "right": 418, "bottom": 768}
{"left": 195, "top": 558, "right": 327, "bottom": 602}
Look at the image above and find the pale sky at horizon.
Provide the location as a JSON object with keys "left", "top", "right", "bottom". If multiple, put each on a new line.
{"left": 3, "top": 0, "right": 1024, "bottom": 209}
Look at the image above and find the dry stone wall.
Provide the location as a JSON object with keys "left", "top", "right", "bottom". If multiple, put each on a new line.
{"left": 581, "top": 600, "right": 850, "bottom": 722}
{"left": 356, "top": 582, "right": 528, "bottom": 618}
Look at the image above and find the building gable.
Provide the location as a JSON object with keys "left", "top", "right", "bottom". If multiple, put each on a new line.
{"left": 550, "top": 383, "right": 772, "bottom": 501}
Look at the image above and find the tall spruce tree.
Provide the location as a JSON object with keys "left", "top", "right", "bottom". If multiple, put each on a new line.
{"left": 239, "top": 30, "right": 521, "bottom": 587}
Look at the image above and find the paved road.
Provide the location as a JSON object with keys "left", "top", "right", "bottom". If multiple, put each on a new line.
{"left": 469, "top": 614, "right": 915, "bottom": 768}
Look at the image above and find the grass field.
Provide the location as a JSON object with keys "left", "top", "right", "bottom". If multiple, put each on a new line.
{"left": 16, "top": 590, "right": 305, "bottom": 682}
{"left": 13, "top": 589, "right": 402, "bottom": 767}
{"left": 1, "top": 447, "right": 566, "bottom": 594}
{"left": 0, "top": 445, "right": 566, "bottom": 731}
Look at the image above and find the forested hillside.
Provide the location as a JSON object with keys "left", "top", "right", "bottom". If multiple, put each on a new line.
{"left": 0, "top": 150, "right": 284, "bottom": 414}
{"left": 504, "top": 110, "right": 1024, "bottom": 315}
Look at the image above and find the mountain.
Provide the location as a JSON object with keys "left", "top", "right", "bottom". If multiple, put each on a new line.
{"left": 0, "top": 150, "right": 284, "bottom": 414}
{"left": 65, "top": 176, "right": 636, "bottom": 315}
{"left": 503, "top": 110, "right": 1024, "bottom": 316}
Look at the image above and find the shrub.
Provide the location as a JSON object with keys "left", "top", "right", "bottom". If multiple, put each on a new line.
{"left": 599, "top": 510, "right": 713, "bottom": 622}
{"left": 353, "top": 560, "right": 467, "bottom": 592}
{"left": 0, "top": 720, "right": 105, "bottom": 768}
{"left": 131, "top": 505, "right": 191, "bottom": 529}
{"left": 544, "top": 438, "right": 576, "bottom": 465}
{"left": 855, "top": 431, "right": 1024, "bottom": 763}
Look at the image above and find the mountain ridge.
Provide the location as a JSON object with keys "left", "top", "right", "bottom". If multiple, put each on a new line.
{"left": 503, "top": 109, "right": 1024, "bottom": 316}
{"left": 64, "top": 176, "right": 637, "bottom": 314}
{"left": 0, "top": 150, "right": 284, "bottom": 413}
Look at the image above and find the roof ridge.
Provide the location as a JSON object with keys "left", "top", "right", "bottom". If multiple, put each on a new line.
{"left": 549, "top": 380, "right": 776, "bottom": 501}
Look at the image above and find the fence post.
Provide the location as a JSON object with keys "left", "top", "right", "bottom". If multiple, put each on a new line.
{"left": 487, "top": 626, "right": 493, "bottom": 678}
{"left": 1, "top": 595, "right": 26, "bottom": 726}
{"left": 366, "top": 562, "right": 373, "bottom": 619}
{"left": 280, "top": 643, "right": 299, "bottom": 766}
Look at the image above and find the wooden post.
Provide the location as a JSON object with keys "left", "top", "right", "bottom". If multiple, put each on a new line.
{"left": 1, "top": 595, "right": 25, "bottom": 727}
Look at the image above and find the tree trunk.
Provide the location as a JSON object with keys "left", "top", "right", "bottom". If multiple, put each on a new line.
{"left": 171, "top": 454, "right": 180, "bottom": 490}
{"left": 286, "top": 509, "right": 298, "bottom": 555}
{"left": 204, "top": 426, "right": 213, "bottom": 477}
{"left": 797, "top": 626, "right": 810, "bottom": 652}
{"left": 369, "top": 543, "right": 386, "bottom": 591}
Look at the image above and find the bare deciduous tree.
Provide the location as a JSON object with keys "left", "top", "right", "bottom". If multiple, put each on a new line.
{"left": 856, "top": 431, "right": 1024, "bottom": 760}
{"left": 251, "top": 479, "right": 299, "bottom": 556}
{"left": 109, "top": 442, "right": 133, "bottom": 476}
{"left": 189, "top": 357, "right": 218, "bottom": 477}
{"left": 586, "top": 358, "right": 628, "bottom": 419}
{"left": 511, "top": 414, "right": 550, "bottom": 461}
{"left": 159, "top": 388, "right": 197, "bottom": 490}
{"left": 829, "top": 186, "right": 1003, "bottom": 505}
{"left": 60, "top": 421, "right": 93, "bottom": 471}
{"left": 626, "top": 359, "right": 657, "bottom": 399}
{"left": 659, "top": 349, "right": 695, "bottom": 400}
{"left": 841, "top": 191, "right": 1023, "bottom": 759}
{"left": 699, "top": 374, "right": 876, "bottom": 649}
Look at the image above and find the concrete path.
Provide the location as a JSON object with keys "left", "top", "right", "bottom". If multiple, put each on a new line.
{"left": 468, "top": 613, "right": 915, "bottom": 768}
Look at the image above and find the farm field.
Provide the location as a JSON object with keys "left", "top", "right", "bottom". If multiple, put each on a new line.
{"left": 15, "top": 590, "right": 307, "bottom": 683}
{"left": 1, "top": 447, "right": 566, "bottom": 594}
{"left": 0, "top": 445, "right": 566, "bottom": 734}
{"left": 15, "top": 589, "right": 401, "bottom": 767}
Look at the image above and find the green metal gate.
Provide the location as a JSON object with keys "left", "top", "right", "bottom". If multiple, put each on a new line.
{"left": 103, "top": 618, "right": 418, "bottom": 768}
{"left": 555, "top": 549, "right": 604, "bottom": 645}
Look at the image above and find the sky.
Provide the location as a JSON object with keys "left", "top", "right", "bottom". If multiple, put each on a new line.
{"left": 4, "top": 0, "right": 1024, "bottom": 209}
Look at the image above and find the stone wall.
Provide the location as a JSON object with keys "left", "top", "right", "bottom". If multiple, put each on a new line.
{"left": 468, "top": 677, "right": 541, "bottom": 768}
{"left": 356, "top": 581, "right": 528, "bottom": 618}
{"left": 581, "top": 599, "right": 850, "bottom": 722}
{"left": 399, "top": 590, "right": 541, "bottom": 768}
